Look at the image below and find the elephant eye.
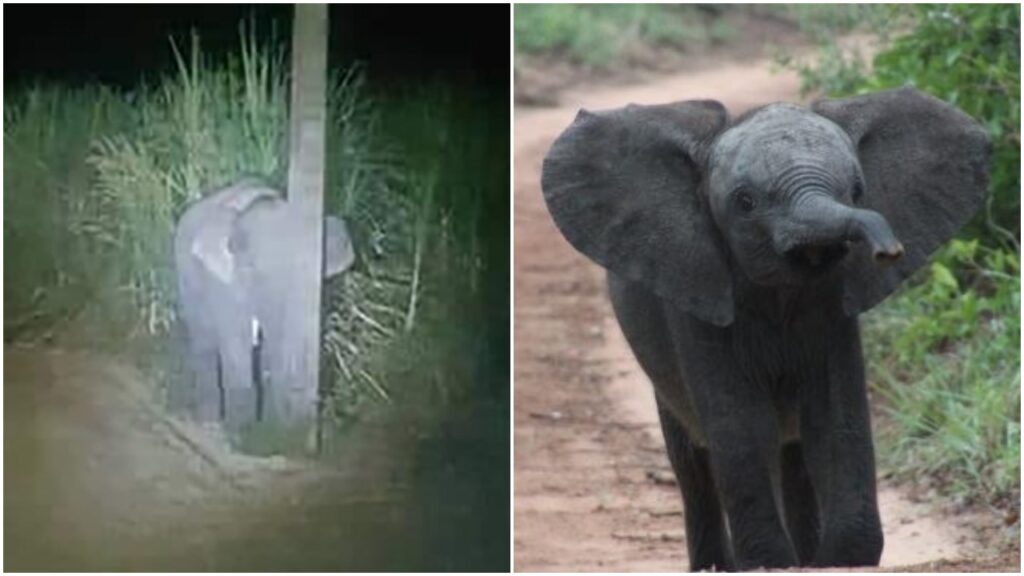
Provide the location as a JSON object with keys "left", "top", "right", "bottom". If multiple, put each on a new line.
{"left": 852, "top": 181, "right": 865, "bottom": 202}
{"left": 735, "top": 190, "right": 756, "bottom": 213}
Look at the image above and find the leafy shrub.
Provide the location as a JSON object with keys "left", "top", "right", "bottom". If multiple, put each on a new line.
{"left": 3, "top": 86, "right": 135, "bottom": 335}
{"left": 514, "top": 4, "right": 730, "bottom": 68}
{"left": 766, "top": 4, "right": 897, "bottom": 43}
{"left": 864, "top": 240, "right": 1020, "bottom": 504}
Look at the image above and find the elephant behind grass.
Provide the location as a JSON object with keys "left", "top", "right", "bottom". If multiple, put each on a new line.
{"left": 172, "top": 178, "right": 355, "bottom": 440}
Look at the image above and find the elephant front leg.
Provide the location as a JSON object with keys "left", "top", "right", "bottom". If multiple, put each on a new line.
{"left": 800, "top": 322, "right": 883, "bottom": 567}
{"left": 704, "top": 409, "right": 798, "bottom": 570}
{"left": 219, "top": 323, "right": 258, "bottom": 432}
{"left": 781, "top": 441, "right": 820, "bottom": 565}
{"left": 656, "top": 401, "right": 733, "bottom": 571}
{"left": 189, "top": 347, "right": 222, "bottom": 422}
{"left": 669, "top": 321, "right": 798, "bottom": 570}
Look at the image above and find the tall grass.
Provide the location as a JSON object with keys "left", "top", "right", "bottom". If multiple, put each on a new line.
{"left": 4, "top": 86, "right": 134, "bottom": 336}
{"left": 3, "top": 24, "right": 502, "bottom": 429}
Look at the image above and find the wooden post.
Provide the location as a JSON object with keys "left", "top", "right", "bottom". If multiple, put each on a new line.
{"left": 279, "top": 3, "right": 327, "bottom": 427}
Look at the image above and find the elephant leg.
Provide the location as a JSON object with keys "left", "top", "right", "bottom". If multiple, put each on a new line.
{"left": 256, "top": 298, "right": 287, "bottom": 423}
{"left": 781, "top": 441, "right": 820, "bottom": 565}
{"left": 801, "top": 321, "right": 883, "bottom": 567}
{"left": 704, "top": 410, "right": 797, "bottom": 570}
{"left": 180, "top": 309, "right": 221, "bottom": 421}
{"left": 179, "top": 273, "right": 222, "bottom": 422}
{"left": 665, "top": 320, "right": 798, "bottom": 570}
{"left": 218, "top": 318, "right": 257, "bottom": 431}
{"left": 191, "top": 347, "right": 223, "bottom": 422}
{"left": 656, "top": 400, "right": 733, "bottom": 571}
{"left": 252, "top": 322, "right": 266, "bottom": 421}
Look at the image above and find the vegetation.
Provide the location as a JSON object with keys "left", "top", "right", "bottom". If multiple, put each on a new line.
{"left": 514, "top": 4, "right": 735, "bottom": 68}
{"left": 771, "top": 3, "right": 907, "bottom": 98}
{"left": 513, "top": 4, "right": 902, "bottom": 72}
{"left": 790, "top": 4, "right": 1020, "bottom": 514}
{"left": 3, "top": 24, "right": 506, "bottom": 437}
{"left": 864, "top": 241, "right": 1019, "bottom": 505}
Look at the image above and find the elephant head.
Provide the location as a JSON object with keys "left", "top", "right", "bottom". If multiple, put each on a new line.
{"left": 180, "top": 179, "right": 356, "bottom": 290}
{"left": 197, "top": 197, "right": 356, "bottom": 288}
{"left": 542, "top": 87, "right": 991, "bottom": 325}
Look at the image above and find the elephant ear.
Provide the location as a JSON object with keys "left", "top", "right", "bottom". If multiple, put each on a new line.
{"left": 192, "top": 231, "right": 236, "bottom": 285}
{"left": 324, "top": 216, "right": 356, "bottom": 277}
{"left": 189, "top": 180, "right": 280, "bottom": 285}
{"left": 813, "top": 87, "right": 992, "bottom": 315}
{"left": 541, "top": 100, "right": 733, "bottom": 325}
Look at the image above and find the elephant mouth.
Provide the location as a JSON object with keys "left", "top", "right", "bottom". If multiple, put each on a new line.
{"left": 783, "top": 241, "right": 849, "bottom": 273}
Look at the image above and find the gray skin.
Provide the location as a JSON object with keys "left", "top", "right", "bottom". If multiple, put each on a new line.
{"left": 173, "top": 179, "right": 355, "bottom": 430}
{"left": 541, "top": 88, "right": 990, "bottom": 570}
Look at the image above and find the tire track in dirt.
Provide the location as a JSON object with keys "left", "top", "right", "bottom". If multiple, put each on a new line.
{"left": 513, "top": 58, "right": 978, "bottom": 571}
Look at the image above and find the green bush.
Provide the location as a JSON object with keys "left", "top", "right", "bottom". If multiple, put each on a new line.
{"left": 864, "top": 240, "right": 1020, "bottom": 504}
{"left": 767, "top": 4, "right": 897, "bottom": 43}
{"left": 514, "top": 4, "right": 728, "bottom": 68}
{"left": 3, "top": 86, "right": 135, "bottom": 335}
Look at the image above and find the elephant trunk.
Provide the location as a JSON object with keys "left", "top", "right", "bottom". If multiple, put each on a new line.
{"left": 775, "top": 193, "right": 904, "bottom": 266}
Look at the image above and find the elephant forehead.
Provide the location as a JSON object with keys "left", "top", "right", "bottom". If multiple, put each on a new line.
{"left": 711, "top": 104, "right": 856, "bottom": 181}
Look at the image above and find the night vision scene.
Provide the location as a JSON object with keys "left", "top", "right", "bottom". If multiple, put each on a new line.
{"left": 4, "top": 4, "right": 509, "bottom": 571}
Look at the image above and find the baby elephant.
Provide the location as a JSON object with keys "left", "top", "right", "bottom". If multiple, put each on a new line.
{"left": 174, "top": 179, "right": 355, "bottom": 430}
{"left": 542, "top": 87, "right": 990, "bottom": 570}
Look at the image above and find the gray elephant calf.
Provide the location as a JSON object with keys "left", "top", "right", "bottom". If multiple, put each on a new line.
{"left": 173, "top": 179, "right": 355, "bottom": 429}
{"left": 542, "top": 87, "right": 990, "bottom": 570}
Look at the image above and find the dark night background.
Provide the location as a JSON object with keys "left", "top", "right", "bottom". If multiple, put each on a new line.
{"left": 5, "top": 4, "right": 509, "bottom": 92}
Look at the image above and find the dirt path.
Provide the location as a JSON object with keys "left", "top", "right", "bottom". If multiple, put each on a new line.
{"left": 3, "top": 343, "right": 502, "bottom": 571}
{"left": 513, "top": 59, "right": 986, "bottom": 572}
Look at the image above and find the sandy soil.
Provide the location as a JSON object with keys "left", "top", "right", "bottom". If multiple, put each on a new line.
{"left": 512, "top": 57, "right": 1017, "bottom": 572}
{"left": 3, "top": 343, "right": 506, "bottom": 571}
{"left": 3, "top": 346, "right": 402, "bottom": 570}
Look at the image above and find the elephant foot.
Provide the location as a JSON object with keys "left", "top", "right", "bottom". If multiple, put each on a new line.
{"left": 223, "top": 387, "right": 258, "bottom": 432}
{"left": 195, "top": 385, "right": 223, "bottom": 422}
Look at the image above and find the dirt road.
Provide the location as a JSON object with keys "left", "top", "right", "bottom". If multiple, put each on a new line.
{"left": 513, "top": 59, "right": 990, "bottom": 571}
{"left": 4, "top": 344, "right": 505, "bottom": 570}
{"left": 3, "top": 345, "right": 407, "bottom": 570}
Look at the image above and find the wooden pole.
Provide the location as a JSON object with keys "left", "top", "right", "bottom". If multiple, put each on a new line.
{"left": 280, "top": 3, "right": 327, "bottom": 427}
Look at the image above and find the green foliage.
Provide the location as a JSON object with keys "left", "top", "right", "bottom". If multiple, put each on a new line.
{"left": 776, "top": 42, "right": 873, "bottom": 98}
{"left": 514, "top": 4, "right": 729, "bottom": 68}
{"left": 772, "top": 4, "right": 908, "bottom": 98}
{"left": 767, "top": 4, "right": 897, "bottom": 43}
{"left": 3, "top": 86, "right": 135, "bottom": 334}
{"left": 864, "top": 240, "right": 1020, "bottom": 504}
